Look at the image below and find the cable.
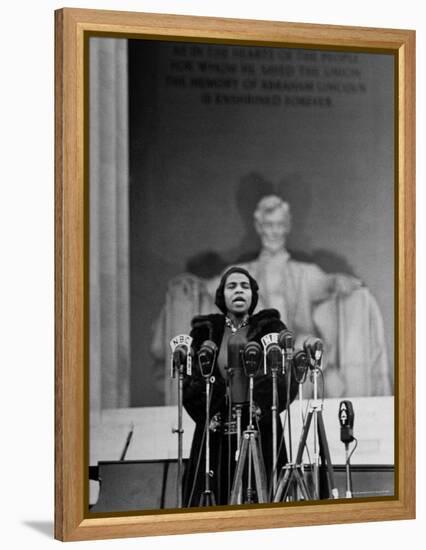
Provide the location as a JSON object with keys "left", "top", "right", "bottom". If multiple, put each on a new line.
{"left": 254, "top": 407, "right": 263, "bottom": 453}
{"left": 347, "top": 437, "right": 358, "bottom": 463}
{"left": 318, "top": 366, "right": 325, "bottom": 404}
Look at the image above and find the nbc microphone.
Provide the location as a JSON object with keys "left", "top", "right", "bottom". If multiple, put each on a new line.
{"left": 169, "top": 333, "right": 193, "bottom": 508}
{"left": 261, "top": 333, "right": 281, "bottom": 375}
{"left": 170, "top": 334, "right": 193, "bottom": 377}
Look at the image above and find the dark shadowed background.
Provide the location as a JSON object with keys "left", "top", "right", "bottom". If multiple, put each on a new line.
{"left": 128, "top": 40, "right": 394, "bottom": 406}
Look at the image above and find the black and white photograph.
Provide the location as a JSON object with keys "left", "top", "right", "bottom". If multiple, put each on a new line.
{"left": 2, "top": 0, "right": 423, "bottom": 548}
{"left": 88, "top": 36, "right": 395, "bottom": 513}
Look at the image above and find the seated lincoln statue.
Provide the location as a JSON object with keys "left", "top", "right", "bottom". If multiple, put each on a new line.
{"left": 151, "top": 195, "right": 392, "bottom": 404}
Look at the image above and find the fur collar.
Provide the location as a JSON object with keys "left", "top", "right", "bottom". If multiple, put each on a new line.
{"left": 191, "top": 308, "right": 283, "bottom": 348}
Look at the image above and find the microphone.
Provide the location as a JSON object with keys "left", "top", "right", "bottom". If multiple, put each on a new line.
{"left": 292, "top": 350, "right": 309, "bottom": 384}
{"left": 279, "top": 329, "right": 294, "bottom": 374}
{"left": 339, "top": 400, "right": 356, "bottom": 499}
{"left": 227, "top": 332, "right": 249, "bottom": 403}
{"left": 279, "top": 329, "right": 294, "bottom": 354}
{"left": 338, "top": 400, "right": 355, "bottom": 444}
{"left": 173, "top": 345, "right": 187, "bottom": 364}
{"left": 198, "top": 340, "right": 218, "bottom": 378}
{"left": 261, "top": 333, "right": 282, "bottom": 375}
{"left": 242, "top": 341, "right": 262, "bottom": 377}
{"left": 303, "top": 337, "right": 323, "bottom": 367}
{"left": 266, "top": 342, "right": 282, "bottom": 374}
{"left": 173, "top": 346, "right": 188, "bottom": 374}
{"left": 170, "top": 334, "right": 193, "bottom": 377}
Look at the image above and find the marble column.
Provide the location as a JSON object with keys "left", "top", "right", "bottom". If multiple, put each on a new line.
{"left": 89, "top": 37, "right": 130, "bottom": 414}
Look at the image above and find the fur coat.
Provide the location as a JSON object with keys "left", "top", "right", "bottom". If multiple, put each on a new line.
{"left": 182, "top": 309, "right": 299, "bottom": 507}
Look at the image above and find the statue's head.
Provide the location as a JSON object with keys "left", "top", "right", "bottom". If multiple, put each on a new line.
{"left": 254, "top": 195, "right": 291, "bottom": 253}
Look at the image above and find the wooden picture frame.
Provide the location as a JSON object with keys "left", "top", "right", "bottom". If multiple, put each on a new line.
{"left": 55, "top": 7, "right": 415, "bottom": 541}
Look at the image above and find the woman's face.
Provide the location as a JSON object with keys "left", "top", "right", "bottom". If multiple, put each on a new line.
{"left": 223, "top": 272, "right": 252, "bottom": 316}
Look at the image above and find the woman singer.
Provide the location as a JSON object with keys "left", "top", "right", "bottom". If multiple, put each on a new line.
{"left": 182, "top": 266, "right": 299, "bottom": 507}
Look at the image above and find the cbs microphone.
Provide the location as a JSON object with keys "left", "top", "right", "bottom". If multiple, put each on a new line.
{"left": 303, "top": 337, "right": 323, "bottom": 367}
{"left": 198, "top": 340, "right": 218, "bottom": 379}
{"left": 293, "top": 350, "right": 309, "bottom": 384}
{"left": 279, "top": 329, "right": 294, "bottom": 374}
{"left": 241, "top": 341, "right": 262, "bottom": 377}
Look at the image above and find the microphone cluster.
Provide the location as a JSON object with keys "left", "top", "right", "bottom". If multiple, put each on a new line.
{"left": 260, "top": 331, "right": 323, "bottom": 382}
{"left": 169, "top": 331, "right": 325, "bottom": 386}
{"left": 169, "top": 324, "right": 364, "bottom": 506}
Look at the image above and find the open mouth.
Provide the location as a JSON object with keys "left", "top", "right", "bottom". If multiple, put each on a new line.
{"left": 232, "top": 297, "right": 246, "bottom": 304}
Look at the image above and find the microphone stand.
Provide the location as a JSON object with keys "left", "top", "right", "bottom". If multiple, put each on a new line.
{"left": 172, "top": 360, "right": 187, "bottom": 508}
{"left": 234, "top": 402, "right": 243, "bottom": 504}
{"left": 230, "top": 346, "right": 268, "bottom": 505}
{"left": 197, "top": 340, "right": 218, "bottom": 507}
{"left": 274, "top": 349, "right": 339, "bottom": 502}
{"left": 226, "top": 333, "right": 249, "bottom": 504}
{"left": 272, "top": 329, "right": 294, "bottom": 504}
{"left": 170, "top": 336, "right": 192, "bottom": 508}
{"left": 339, "top": 400, "right": 356, "bottom": 498}
{"left": 344, "top": 442, "right": 353, "bottom": 498}
{"left": 295, "top": 355, "right": 308, "bottom": 496}
{"left": 306, "top": 354, "right": 339, "bottom": 500}
{"left": 311, "top": 361, "right": 321, "bottom": 498}
{"left": 199, "top": 374, "right": 216, "bottom": 506}
{"left": 261, "top": 335, "right": 282, "bottom": 499}
{"left": 230, "top": 373, "right": 267, "bottom": 504}
{"left": 271, "top": 365, "right": 278, "bottom": 497}
{"left": 224, "top": 366, "right": 244, "bottom": 504}
{"left": 283, "top": 345, "right": 295, "bottom": 499}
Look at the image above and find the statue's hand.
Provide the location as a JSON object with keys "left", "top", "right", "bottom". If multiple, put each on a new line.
{"left": 168, "top": 272, "right": 201, "bottom": 288}
{"left": 333, "top": 274, "right": 363, "bottom": 296}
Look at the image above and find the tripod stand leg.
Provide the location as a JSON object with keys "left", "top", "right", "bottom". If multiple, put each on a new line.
{"left": 293, "top": 467, "right": 311, "bottom": 500}
{"left": 275, "top": 466, "right": 311, "bottom": 502}
{"left": 317, "top": 412, "right": 339, "bottom": 498}
{"left": 281, "top": 469, "right": 298, "bottom": 501}
{"left": 273, "top": 467, "right": 293, "bottom": 502}
{"left": 274, "top": 410, "right": 315, "bottom": 503}
{"left": 230, "top": 435, "right": 249, "bottom": 504}
{"left": 199, "top": 491, "right": 216, "bottom": 507}
{"left": 250, "top": 436, "right": 268, "bottom": 502}
{"left": 295, "top": 410, "right": 313, "bottom": 464}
